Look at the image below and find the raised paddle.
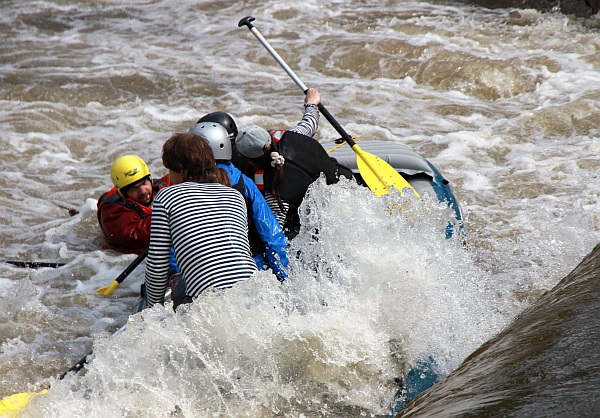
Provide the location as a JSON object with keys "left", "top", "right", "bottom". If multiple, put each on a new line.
{"left": 95, "top": 247, "right": 148, "bottom": 296}
{"left": 238, "top": 16, "right": 419, "bottom": 198}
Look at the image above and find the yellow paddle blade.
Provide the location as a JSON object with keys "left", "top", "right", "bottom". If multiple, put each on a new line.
{"left": 95, "top": 280, "right": 119, "bottom": 296}
{"left": 353, "top": 145, "right": 420, "bottom": 198}
{"left": 0, "top": 389, "right": 47, "bottom": 415}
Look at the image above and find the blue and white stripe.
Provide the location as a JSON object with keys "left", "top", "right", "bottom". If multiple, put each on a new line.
{"left": 144, "top": 181, "right": 257, "bottom": 307}
{"left": 290, "top": 105, "right": 320, "bottom": 137}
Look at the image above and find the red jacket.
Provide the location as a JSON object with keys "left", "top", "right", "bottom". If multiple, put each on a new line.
{"left": 97, "top": 175, "right": 171, "bottom": 254}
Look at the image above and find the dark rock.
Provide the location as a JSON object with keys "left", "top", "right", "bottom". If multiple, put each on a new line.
{"left": 454, "top": 0, "right": 596, "bottom": 17}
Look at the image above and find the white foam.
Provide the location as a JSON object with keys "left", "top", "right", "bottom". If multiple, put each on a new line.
{"left": 2, "top": 0, "right": 599, "bottom": 415}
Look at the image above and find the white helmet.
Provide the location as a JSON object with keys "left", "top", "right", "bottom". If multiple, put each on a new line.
{"left": 189, "top": 121, "right": 232, "bottom": 160}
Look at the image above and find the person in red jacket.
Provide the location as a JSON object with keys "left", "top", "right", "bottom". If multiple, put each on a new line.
{"left": 97, "top": 154, "right": 171, "bottom": 254}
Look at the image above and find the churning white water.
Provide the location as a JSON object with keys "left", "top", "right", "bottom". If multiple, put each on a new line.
{"left": 1, "top": 0, "right": 599, "bottom": 416}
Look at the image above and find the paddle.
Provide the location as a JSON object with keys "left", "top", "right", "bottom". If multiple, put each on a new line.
{"left": 0, "top": 389, "right": 48, "bottom": 414}
{"left": 238, "top": 16, "right": 419, "bottom": 198}
{"left": 2, "top": 252, "right": 149, "bottom": 410}
{"left": 3, "top": 260, "right": 66, "bottom": 268}
{"left": 0, "top": 286, "right": 172, "bottom": 414}
{"left": 0, "top": 322, "right": 128, "bottom": 414}
{"left": 95, "top": 247, "right": 148, "bottom": 296}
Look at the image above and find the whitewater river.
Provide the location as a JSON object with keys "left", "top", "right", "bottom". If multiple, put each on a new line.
{"left": 1, "top": 1, "right": 599, "bottom": 417}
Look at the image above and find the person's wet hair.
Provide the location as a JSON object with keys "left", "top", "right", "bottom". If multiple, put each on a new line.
{"left": 162, "top": 132, "right": 230, "bottom": 186}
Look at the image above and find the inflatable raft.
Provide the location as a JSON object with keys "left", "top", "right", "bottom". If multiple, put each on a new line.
{"left": 321, "top": 139, "right": 466, "bottom": 239}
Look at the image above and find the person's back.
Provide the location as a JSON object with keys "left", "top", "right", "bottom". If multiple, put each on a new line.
{"left": 190, "top": 119, "right": 289, "bottom": 281}
{"left": 234, "top": 88, "right": 353, "bottom": 239}
{"left": 145, "top": 181, "right": 256, "bottom": 306}
{"left": 144, "top": 132, "right": 257, "bottom": 309}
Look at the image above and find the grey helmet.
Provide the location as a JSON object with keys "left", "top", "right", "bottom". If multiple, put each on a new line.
{"left": 189, "top": 121, "right": 232, "bottom": 160}
{"left": 197, "top": 112, "right": 238, "bottom": 141}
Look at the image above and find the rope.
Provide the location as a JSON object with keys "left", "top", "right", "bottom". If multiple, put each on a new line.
{"left": 326, "top": 136, "right": 359, "bottom": 154}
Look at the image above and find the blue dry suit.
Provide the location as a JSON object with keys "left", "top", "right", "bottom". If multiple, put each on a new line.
{"left": 168, "top": 161, "right": 289, "bottom": 281}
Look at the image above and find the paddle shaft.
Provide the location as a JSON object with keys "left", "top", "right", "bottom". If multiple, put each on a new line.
{"left": 4, "top": 249, "right": 146, "bottom": 279}
{"left": 238, "top": 16, "right": 358, "bottom": 148}
{"left": 238, "top": 16, "right": 420, "bottom": 198}
{"left": 57, "top": 321, "right": 131, "bottom": 379}
{"left": 59, "top": 353, "right": 89, "bottom": 379}
{"left": 115, "top": 247, "right": 148, "bottom": 285}
{"left": 3, "top": 260, "right": 65, "bottom": 268}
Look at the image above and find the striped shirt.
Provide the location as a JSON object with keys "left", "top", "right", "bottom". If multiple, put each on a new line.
{"left": 289, "top": 105, "right": 319, "bottom": 137}
{"left": 144, "top": 181, "right": 257, "bottom": 307}
{"left": 264, "top": 192, "right": 290, "bottom": 227}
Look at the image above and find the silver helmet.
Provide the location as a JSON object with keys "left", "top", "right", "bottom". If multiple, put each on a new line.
{"left": 197, "top": 112, "right": 238, "bottom": 141}
{"left": 189, "top": 121, "right": 232, "bottom": 160}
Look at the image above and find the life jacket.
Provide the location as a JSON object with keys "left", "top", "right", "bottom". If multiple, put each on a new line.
{"left": 230, "top": 175, "right": 265, "bottom": 257}
{"left": 254, "top": 170, "right": 265, "bottom": 191}
{"left": 96, "top": 177, "right": 169, "bottom": 252}
{"left": 97, "top": 189, "right": 151, "bottom": 220}
{"left": 264, "top": 130, "right": 352, "bottom": 208}
{"left": 256, "top": 130, "right": 352, "bottom": 240}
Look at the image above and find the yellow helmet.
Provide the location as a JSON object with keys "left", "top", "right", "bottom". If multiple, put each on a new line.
{"left": 110, "top": 155, "right": 151, "bottom": 197}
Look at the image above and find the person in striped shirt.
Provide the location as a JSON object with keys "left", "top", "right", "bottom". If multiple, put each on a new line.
{"left": 144, "top": 132, "right": 257, "bottom": 309}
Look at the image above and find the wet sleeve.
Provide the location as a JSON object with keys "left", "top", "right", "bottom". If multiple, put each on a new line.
{"left": 244, "top": 174, "right": 289, "bottom": 281}
{"left": 289, "top": 105, "right": 320, "bottom": 137}
{"left": 144, "top": 200, "right": 172, "bottom": 307}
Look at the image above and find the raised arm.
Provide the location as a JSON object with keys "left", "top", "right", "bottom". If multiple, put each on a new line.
{"left": 289, "top": 88, "right": 321, "bottom": 137}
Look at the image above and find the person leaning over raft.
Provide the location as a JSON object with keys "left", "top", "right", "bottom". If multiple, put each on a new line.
{"left": 188, "top": 120, "right": 289, "bottom": 282}
{"left": 235, "top": 88, "right": 354, "bottom": 240}
{"left": 144, "top": 132, "right": 258, "bottom": 310}
{"left": 97, "top": 155, "right": 171, "bottom": 254}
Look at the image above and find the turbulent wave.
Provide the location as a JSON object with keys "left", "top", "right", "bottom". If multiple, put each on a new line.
{"left": 1, "top": 0, "right": 599, "bottom": 416}
{"left": 400, "top": 242, "right": 600, "bottom": 417}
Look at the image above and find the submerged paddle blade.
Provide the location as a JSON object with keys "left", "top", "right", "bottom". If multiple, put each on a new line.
{"left": 354, "top": 145, "right": 420, "bottom": 197}
{"left": 0, "top": 389, "right": 47, "bottom": 415}
{"left": 95, "top": 280, "right": 119, "bottom": 296}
